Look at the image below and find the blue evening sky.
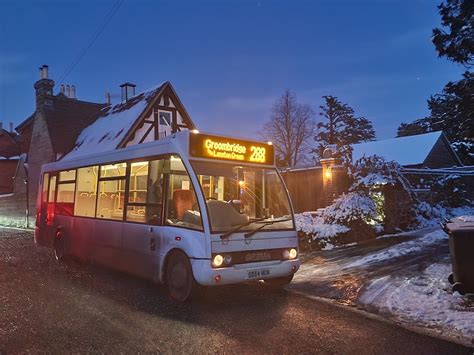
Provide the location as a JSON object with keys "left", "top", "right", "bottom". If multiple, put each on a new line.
{"left": 0, "top": 0, "right": 464, "bottom": 140}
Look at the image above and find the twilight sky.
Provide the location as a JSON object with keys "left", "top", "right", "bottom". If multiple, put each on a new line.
{"left": 0, "top": 0, "right": 464, "bottom": 140}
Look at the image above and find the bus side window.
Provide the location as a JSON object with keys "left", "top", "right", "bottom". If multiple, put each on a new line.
{"left": 165, "top": 156, "right": 202, "bottom": 230}
{"left": 41, "top": 173, "right": 49, "bottom": 204}
{"left": 125, "top": 159, "right": 165, "bottom": 225}
{"left": 56, "top": 170, "right": 76, "bottom": 216}
{"left": 74, "top": 166, "right": 99, "bottom": 217}
{"left": 47, "top": 175, "right": 57, "bottom": 226}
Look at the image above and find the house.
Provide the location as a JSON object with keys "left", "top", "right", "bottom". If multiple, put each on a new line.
{"left": 0, "top": 65, "right": 196, "bottom": 227}
{"left": 351, "top": 131, "right": 462, "bottom": 168}
{"left": 64, "top": 81, "right": 196, "bottom": 160}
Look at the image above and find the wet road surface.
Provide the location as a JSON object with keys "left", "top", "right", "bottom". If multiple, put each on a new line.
{"left": 0, "top": 228, "right": 471, "bottom": 354}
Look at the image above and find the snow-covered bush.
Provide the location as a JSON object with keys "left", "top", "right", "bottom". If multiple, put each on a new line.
{"left": 348, "top": 155, "right": 417, "bottom": 231}
{"left": 431, "top": 174, "right": 471, "bottom": 208}
{"left": 321, "top": 192, "right": 379, "bottom": 225}
{"left": 348, "top": 155, "right": 411, "bottom": 193}
{"left": 451, "top": 140, "right": 474, "bottom": 166}
{"left": 295, "top": 212, "right": 349, "bottom": 250}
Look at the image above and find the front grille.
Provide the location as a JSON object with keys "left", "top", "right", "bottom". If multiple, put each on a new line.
{"left": 213, "top": 248, "right": 287, "bottom": 266}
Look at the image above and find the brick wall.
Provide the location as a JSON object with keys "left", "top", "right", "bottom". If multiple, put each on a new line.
{"left": 0, "top": 160, "right": 29, "bottom": 228}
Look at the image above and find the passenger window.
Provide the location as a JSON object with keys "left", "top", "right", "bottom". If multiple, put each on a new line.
{"left": 42, "top": 173, "right": 49, "bottom": 203}
{"left": 165, "top": 156, "right": 202, "bottom": 230}
{"left": 48, "top": 176, "right": 57, "bottom": 202}
{"left": 74, "top": 166, "right": 98, "bottom": 217}
{"left": 100, "top": 163, "right": 126, "bottom": 178}
{"left": 97, "top": 178, "right": 125, "bottom": 220}
{"left": 126, "top": 159, "right": 165, "bottom": 224}
{"left": 59, "top": 170, "right": 76, "bottom": 182}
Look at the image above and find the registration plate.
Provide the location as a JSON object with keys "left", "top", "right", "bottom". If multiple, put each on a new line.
{"left": 247, "top": 269, "right": 270, "bottom": 279}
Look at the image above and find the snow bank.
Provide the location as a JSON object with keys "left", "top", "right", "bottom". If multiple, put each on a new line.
{"left": 345, "top": 230, "right": 446, "bottom": 268}
{"left": 359, "top": 263, "right": 474, "bottom": 342}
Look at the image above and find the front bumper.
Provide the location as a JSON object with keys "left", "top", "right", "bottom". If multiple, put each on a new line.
{"left": 190, "top": 258, "right": 300, "bottom": 286}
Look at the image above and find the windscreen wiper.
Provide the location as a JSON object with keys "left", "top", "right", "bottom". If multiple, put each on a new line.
{"left": 220, "top": 217, "right": 270, "bottom": 240}
{"left": 243, "top": 218, "right": 292, "bottom": 239}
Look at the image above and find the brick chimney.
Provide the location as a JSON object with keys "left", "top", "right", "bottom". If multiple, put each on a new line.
{"left": 34, "top": 65, "right": 54, "bottom": 109}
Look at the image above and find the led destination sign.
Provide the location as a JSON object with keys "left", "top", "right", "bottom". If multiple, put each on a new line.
{"left": 189, "top": 133, "right": 274, "bottom": 165}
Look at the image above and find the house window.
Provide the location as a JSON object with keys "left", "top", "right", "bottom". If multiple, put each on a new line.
{"left": 159, "top": 111, "right": 171, "bottom": 126}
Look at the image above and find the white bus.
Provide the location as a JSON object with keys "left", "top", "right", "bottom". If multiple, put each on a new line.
{"left": 35, "top": 131, "right": 300, "bottom": 301}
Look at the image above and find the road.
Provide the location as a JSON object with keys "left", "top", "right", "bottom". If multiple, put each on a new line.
{"left": 0, "top": 227, "right": 471, "bottom": 354}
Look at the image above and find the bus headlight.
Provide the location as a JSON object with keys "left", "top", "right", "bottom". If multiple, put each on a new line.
{"left": 289, "top": 248, "right": 298, "bottom": 259}
{"left": 212, "top": 254, "right": 224, "bottom": 267}
{"left": 283, "top": 248, "right": 298, "bottom": 260}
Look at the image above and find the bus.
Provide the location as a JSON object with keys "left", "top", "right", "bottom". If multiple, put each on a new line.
{"left": 35, "top": 131, "right": 300, "bottom": 301}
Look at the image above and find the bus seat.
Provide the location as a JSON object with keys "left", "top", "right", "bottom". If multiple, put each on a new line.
{"left": 173, "top": 189, "right": 193, "bottom": 220}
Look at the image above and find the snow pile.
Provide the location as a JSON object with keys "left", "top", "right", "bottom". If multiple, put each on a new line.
{"left": 359, "top": 262, "right": 474, "bottom": 342}
{"left": 345, "top": 230, "right": 446, "bottom": 268}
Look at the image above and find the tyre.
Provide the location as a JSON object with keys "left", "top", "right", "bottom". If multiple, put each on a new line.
{"left": 53, "top": 231, "right": 66, "bottom": 262}
{"left": 452, "top": 282, "right": 466, "bottom": 295}
{"left": 165, "top": 251, "right": 200, "bottom": 302}
{"left": 264, "top": 275, "right": 294, "bottom": 289}
{"left": 448, "top": 273, "right": 454, "bottom": 284}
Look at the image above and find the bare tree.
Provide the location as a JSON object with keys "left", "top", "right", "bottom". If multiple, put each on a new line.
{"left": 261, "top": 90, "right": 314, "bottom": 168}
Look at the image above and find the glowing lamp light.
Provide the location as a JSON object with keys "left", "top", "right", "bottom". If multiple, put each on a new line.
{"left": 191, "top": 129, "right": 200, "bottom": 134}
{"left": 238, "top": 180, "right": 245, "bottom": 187}
{"left": 267, "top": 141, "right": 273, "bottom": 145}
{"left": 324, "top": 167, "right": 332, "bottom": 180}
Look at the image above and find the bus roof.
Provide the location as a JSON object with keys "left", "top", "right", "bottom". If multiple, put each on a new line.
{"left": 42, "top": 131, "right": 276, "bottom": 173}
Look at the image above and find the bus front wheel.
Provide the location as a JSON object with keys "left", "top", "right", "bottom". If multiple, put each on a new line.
{"left": 165, "top": 251, "right": 200, "bottom": 302}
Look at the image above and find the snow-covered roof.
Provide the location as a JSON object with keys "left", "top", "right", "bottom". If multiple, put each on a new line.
{"left": 64, "top": 83, "right": 165, "bottom": 160}
{"left": 351, "top": 131, "right": 443, "bottom": 166}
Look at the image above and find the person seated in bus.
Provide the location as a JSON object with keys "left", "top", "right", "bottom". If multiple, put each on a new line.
{"left": 146, "top": 177, "right": 163, "bottom": 224}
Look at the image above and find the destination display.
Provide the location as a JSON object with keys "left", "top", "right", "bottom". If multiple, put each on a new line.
{"left": 189, "top": 133, "right": 274, "bottom": 165}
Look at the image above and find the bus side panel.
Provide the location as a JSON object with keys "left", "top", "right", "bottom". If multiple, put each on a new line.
{"left": 91, "top": 219, "right": 123, "bottom": 269}
{"left": 121, "top": 223, "right": 159, "bottom": 279}
{"left": 55, "top": 215, "right": 74, "bottom": 253}
{"left": 71, "top": 217, "right": 95, "bottom": 261}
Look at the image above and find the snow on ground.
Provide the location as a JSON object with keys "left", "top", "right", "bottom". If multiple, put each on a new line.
{"left": 345, "top": 230, "right": 446, "bottom": 268}
{"left": 359, "top": 262, "right": 474, "bottom": 342}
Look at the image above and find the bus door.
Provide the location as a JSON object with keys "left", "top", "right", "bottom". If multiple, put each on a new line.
{"left": 121, "top": 159, "right": 166, "bottom": 278}
{"left": 39, "top": 173, "right": 58, "bottom": 247}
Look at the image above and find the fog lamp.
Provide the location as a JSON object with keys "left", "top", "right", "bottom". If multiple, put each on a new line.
{"left": 212, "top": 254, "right": 224, "bottom": 267}
{"left": 224, "top": 254, "right": 232, "bottom": 265}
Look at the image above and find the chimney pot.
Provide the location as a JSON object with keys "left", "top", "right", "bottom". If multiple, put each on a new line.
{"left": 9, "top": 122, "right": 13, "bottom": 133}
{"left": 60, "top": 84, "right": 65, "bottom": 94}
{"left": 0, "top": 122, "right": 3, "bottom": 130}
{"left": 71, "top": 85, "right": 76, "bottom": 99}
{"left": 105, "top": 92, "right": 111, "bottom": 104}
{"left": 42, "top": 65, "right": 49, "bottom": 79}
{"left": 65, "top": 85, "right": 70, "bottom": 98}
{"left": 120, "top": 82, "right": 136, "bottom": 102}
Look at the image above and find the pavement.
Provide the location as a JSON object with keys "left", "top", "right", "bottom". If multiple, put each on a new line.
{"left": 0, "top": 227, "right": 472, "bottom": 354}
{"left": 288, "top": 227, "right": 474, "bottom": 346}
